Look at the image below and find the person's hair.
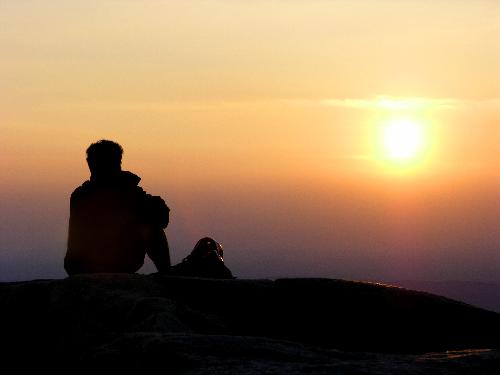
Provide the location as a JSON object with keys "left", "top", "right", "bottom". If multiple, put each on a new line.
{"left": 86, "top": 140, "right": 123, "bottom": 173}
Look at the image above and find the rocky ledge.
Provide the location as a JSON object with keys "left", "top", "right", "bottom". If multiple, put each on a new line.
{"left": 1, "top": 274, "right": 499, "bottom": 374}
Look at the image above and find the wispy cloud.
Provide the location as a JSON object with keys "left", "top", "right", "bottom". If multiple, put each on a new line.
{"left": 37, "top": 96, "right": 500, "bottom": 114}
{"left": 317, "top": 96, "right": 456, "bottom": 111}
{"left": 329, "top": 154, "right": 373, "bottom": 161}
{"left": 315, "top": 96, "right": 500, "bottom": 111}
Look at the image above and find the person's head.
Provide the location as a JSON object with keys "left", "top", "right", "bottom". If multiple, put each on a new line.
{"left": 86, "top": 140, "right": 123, "bottom": 177}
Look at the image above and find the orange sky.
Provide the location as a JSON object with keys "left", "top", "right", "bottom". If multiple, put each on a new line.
{"left": 1, "top": 1, "right": 500, "bottom": 281}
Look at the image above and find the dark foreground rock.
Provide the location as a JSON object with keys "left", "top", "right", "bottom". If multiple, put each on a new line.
{"left": 0, "top": 274, "right": 499, "bottom": 373}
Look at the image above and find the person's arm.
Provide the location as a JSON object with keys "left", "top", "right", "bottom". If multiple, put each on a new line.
{"left": 135, "top": 186, "right": 170, "bottom": 228}
{"left": 147, "top": 195, "right": 170, "bottom": 228}
{"left": 136, "top": 188, "right": 171, "bottom": 272}
{"left": 64, "top": 190, "right": 81, "bottom": 275}
{"left": 144, "top": 227, "right": 171, "bottom": 272}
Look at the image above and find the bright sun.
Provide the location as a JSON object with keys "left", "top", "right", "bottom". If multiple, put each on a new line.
{"left": 382, "top": 118, "right": 426, "bottom": 162}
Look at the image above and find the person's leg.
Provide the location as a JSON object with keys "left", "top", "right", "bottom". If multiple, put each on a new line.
{"left": 143, "top": 226, "right": 171, "bottom": 273}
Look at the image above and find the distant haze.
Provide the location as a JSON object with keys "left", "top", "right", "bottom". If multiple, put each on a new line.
{"left": 1, "top": 1, "right": 500, "bottom": 283}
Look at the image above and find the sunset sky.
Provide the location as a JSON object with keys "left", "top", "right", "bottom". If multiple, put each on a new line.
{"left": 1, "top": 0, "right": 500, "bottom": 281}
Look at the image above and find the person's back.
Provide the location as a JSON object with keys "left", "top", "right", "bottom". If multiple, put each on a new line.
{"left": 64, "top": 140, "right": 170, "bottom": 275}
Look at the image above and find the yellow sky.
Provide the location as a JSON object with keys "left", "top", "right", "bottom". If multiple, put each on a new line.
{"left": 1, "top": 1, "right": 500, "bottom": 280}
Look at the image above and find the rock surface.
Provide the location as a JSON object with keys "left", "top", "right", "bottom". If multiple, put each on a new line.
{"left": 0, "top": 274, "right": 499, "bottom": 373}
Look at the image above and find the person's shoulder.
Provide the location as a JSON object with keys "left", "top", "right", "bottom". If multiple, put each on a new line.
{"left": 71, "top": 180, "right": 92, "bottom": 200}
{"left": 120, "top": 171, "right": 150, "bottom": 196}
{"left": 120, "top": 171, "right": 142, "bottom": 186}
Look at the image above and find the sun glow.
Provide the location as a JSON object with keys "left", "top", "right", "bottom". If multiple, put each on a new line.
{"left": 382, "top": 118, "right": 426, "bottom": 162}
{"left": 382, "top": 118, "right": 428, "bottom": 165}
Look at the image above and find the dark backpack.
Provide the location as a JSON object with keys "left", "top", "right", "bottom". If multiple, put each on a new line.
{"left": 169, "top": 237, "right": 234, "bottom": 279}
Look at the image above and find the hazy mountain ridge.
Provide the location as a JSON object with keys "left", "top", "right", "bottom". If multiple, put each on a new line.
{"left": 389, "top": 280, "right": 500, "bottom": 313}
{"left": 1, "top": 274, "right": 499, "bottom": 374}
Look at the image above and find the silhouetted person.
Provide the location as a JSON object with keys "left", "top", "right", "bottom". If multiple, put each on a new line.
{"left": 64, "top": 140, "right": 171, "bottom": 275}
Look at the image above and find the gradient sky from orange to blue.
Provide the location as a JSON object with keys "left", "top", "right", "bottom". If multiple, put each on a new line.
{"left": 1, "top": 0, "right": 500, "bottom": 281}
